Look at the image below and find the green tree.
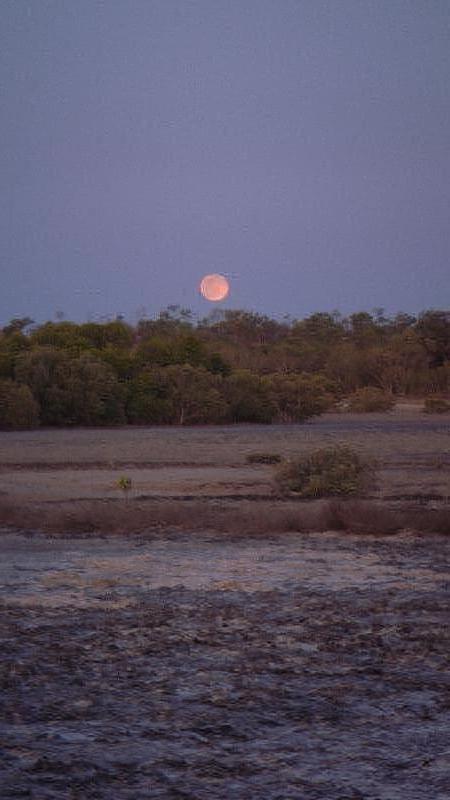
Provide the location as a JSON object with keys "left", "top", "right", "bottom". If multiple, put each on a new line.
{"left": 126, "top": 369, "right": 174, "bottom": 424}
{"left": 416, "top": 310, "right": 450, "bottom": 368}
{"left": 0, "top": 380, "right": 39, "bottom": 429}
{"left": 223, "top": 370, "right": 275, "bottom": 423}
{"left": 285, "top": 312, "right": 345, "bottom": 373}
{"left": 127, "top": 365, "right": 226, "bottom": 425}
{"left": 347, "top": 312, "right": 380, "bottom": 347}
{"left": 267, "top": 373, "right": 335, "bottom": 422}
{"left": 0, "top": 331, "right": 31, "bottom": 379}
{"left": 93, "top": 320, "right": 134, "bottom": 349}
{"left": 163, "top": 364, "right": 227, "bottom": 425}
{"left": 29, "top": 322, "right": 89, "bottom": 355}
{"left": 67, "top": 354, "right": 126, "bottom": 425}
{"left": 15, "top": 347, "right": 125, "bottom": 425}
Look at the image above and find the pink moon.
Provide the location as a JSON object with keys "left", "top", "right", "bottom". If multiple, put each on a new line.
{"left": 199, "top": 273, "right": 230, "bottom": 302}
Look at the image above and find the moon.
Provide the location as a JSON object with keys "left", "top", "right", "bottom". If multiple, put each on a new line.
{"left": 199, "top": 273, "right": 230, "bottom": 302}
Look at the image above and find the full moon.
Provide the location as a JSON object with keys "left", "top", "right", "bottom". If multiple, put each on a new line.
{"left": 199, "top": 273, "right": 230, "bottom": 302}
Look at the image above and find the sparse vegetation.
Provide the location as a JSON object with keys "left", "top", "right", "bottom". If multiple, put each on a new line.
{"left": 347, "top": 387, "right": 395, "bottom": 413}
{"left": 117, "top": 475, "right": 132, "bottom": 501}
{"left": 0, "top": 496, "right": 448, "bottom": 536}
{"left": 274, "top": 445, "right": 374, "bottom": 498}
{"left": 423, "top": 396, "right": 450, "bottom": 414}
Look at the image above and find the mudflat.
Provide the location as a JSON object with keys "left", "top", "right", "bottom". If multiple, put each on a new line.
{"left": 1, "top": 411, "right": 449, "bottom": 798}
{"left": 1, "top": 528, "right": 449, "bottom": 799}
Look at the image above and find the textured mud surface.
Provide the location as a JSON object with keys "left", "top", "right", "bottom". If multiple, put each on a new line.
{"left": 1, "top": 530, "right": 449, "bottom": 799}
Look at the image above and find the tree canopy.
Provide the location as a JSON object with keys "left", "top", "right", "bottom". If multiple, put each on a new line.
{"left": 0, "top": 307, "right": 448, "bottom": 429}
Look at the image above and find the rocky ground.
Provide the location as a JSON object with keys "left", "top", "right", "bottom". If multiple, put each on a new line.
{"left": 1, "top": 529, "right": 449, "bottom": 799}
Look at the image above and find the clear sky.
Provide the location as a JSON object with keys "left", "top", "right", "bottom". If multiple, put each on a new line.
{"left": 1, "top": 0, "right": 449, "bottom": 325}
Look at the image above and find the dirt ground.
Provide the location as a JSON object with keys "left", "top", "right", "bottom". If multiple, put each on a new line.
{"left": 1, "top": 528, "right": 449, "bottom": 800}
{"left": 1, "top": 412, "right": 449, "bottom": 799}
{"left": 0, "top": 411, "right": 449, "bottom": 504}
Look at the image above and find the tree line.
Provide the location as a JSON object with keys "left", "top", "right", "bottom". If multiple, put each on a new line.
{"left": 0, "top": 307, "right": 448, "bottom": 429}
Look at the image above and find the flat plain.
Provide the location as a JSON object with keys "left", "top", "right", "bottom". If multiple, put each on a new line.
{"left": 0, "top": 409, "right": 449, "bottom": 506}
{"left": 1, "top": 409, "right": 449, "bottom": 799}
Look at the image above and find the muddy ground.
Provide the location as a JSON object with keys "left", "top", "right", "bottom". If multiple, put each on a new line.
{"left": 1, "top": 528, "right": 449, "bottom": 800}
{"left": 1, "top": 413, "right": 449, "bottom": 798}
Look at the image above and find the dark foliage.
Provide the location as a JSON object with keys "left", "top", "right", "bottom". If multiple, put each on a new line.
{"left": 0, "top": 307, "right": 448, "bottom": 428}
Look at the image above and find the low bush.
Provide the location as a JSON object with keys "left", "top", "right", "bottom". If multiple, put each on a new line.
{"left": 423, "top": 396, "right": 450, "bottom": 414}
{"left": 246, "top": 452, "right": 282, "bottom": 465}
{"left": 273, "top": 445, "right": 374, "bottom": 498}
{"left": 347, "top": 387, "right": 395, "bottom": 413}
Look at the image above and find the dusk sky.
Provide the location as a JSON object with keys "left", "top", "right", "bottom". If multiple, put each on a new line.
{"left": 1, "top": 1, "right": 449, "bottom": 325}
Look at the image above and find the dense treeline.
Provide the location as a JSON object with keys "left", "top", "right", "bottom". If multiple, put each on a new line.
{"left": 0, "top": 308, "right": 449, "bottom": 429}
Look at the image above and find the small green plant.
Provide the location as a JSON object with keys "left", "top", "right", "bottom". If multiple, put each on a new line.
{"left": 273, "top": 445, "right": 374, "bottom": 498}
{"left": 423, "top": 396, "right": 450, "bottom": 414}
{"left": 246, "top": 452, "right": 282, "bottom": 465}
{"left": 117, "top": 475, "right": 132, "bottom": 501}
{"left": 347, "top": 387, "right": 395, "bottom": 413}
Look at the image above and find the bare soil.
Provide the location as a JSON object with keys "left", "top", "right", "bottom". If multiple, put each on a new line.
{"left": 0, "top": 412, "right": 449, "bottom": 506}
{"left": 1, "top": 529, "right": 450, "bottom": 799}
{"left": 1, "top": 412, "right": 449, "bottom": 799}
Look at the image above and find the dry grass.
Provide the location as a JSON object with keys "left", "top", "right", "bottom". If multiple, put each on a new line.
{"left": 325, "top": 500, "right": 404, "bottom": 534}
{"left": 0, "top": 496, "right": 448, "bottom": 537}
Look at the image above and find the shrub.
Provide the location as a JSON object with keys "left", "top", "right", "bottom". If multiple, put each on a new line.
{"left": 117, "top": 475, "right": 132, "bottom": 503}
{"left": 273, "top": 445, "right": 374, "bottom": 498}
{"left": 246, "top": 452, "right": 282, "bottom": 464}
{"left": 117, "top": 476, "right": 132, "bottom": 492}
{"left": 347, "top": 387, "right": 395, "bottom": 412}
{"left": 423, "top": 396, "right": 450, "bottom": 414}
